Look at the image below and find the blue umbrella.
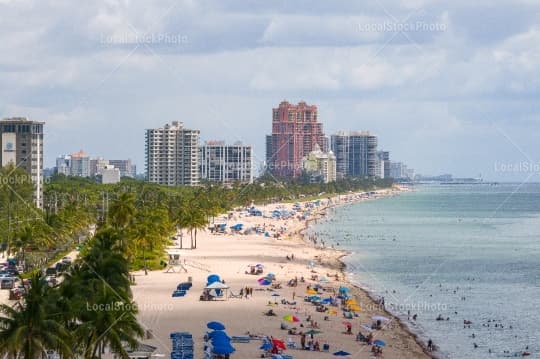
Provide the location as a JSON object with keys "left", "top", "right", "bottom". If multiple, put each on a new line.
{"left": 271, "top": 293, "right": 281, "bottom": 297}
{"left": 208, "top": 331, "right": 230, "bottom": 340}
{"left": 212, "top": 344, "right": 236, "bottom": 355}
{"left": 333, "top": 350, "right": 351, "bottom": 356}
{"left": 374, "top": 340, "right": 386, "bottom": 347}
{"left": 212, "top": 338, "right": 232, "bottom": 346}
{"left": 207, "top": 321, "right": 226, "bottom": 331}
{"left": 259, "top": 342, "right": 273, "bottom": 350}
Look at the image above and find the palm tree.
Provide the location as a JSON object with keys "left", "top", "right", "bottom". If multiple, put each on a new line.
{"left": 108, "top": 192, "right": 136, "bottom": 251}
{"left": 187, "top": 206, "right": 207, "bottom": 249}
{"left": 60, "top": 228, "right": 143, "bottom": 357}
{"left": 0, "top": 272, "right": 72, "bottom": 358}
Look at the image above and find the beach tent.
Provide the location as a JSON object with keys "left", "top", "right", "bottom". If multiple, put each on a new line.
{"left": 205, "top": 281, "right": 229, "bottom": 300}
{"left": 230, "top": 223, "right": 243, "bottom": 231}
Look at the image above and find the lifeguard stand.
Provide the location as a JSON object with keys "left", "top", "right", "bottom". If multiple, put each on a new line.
{"left": 164, "top": 252, "right": 188, "bottom": 273}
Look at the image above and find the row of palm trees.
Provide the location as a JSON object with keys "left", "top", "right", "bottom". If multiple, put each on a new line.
{"left": 0, "top": 229, "right": 143, "bottom": 358}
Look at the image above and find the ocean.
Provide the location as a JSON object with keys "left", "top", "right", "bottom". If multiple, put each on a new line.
{"left": 307, "top": 184, "right": 540, "bottom": 359}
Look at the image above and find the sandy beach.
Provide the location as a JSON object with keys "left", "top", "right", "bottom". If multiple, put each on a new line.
{"left": 129, "top": 187, "right": 435, "bottom": 359}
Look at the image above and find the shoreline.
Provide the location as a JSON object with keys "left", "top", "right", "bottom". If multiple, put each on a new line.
{"left": 294, "top": 187, "right": 441, "bottom": 359}
{"left": 127, "top": 185, "right": 436, "bottom": 359}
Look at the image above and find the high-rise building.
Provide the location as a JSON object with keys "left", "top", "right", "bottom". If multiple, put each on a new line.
{"left": 331, "top": 131, "right": 378, "bottom": 179}
{"left": 99, "top": 165, "right": 121, "bottom": 184}
{"left": 199, "top": 141, "right": 253, "bottom": 184}
{"left": 56, "top": 155, "right": 71, "bottom": 176}
{"left": 108, "top": 159, "right": 135, "bottom": 178}
{"left": 266, "top": 101, "right": 327, "bottom": 179}
{"left": 69, "top": 150, "right": 91, "bottom": 177}
{"left": 145, "top": 121, "right": 200, "bottom": 186}
{"left": 377, "top": 151, "right": 391, "bottom": 179}
{"left": 0, "top": 117, "right": 44, "bottom": 208}
{"left": 302, "top": 144, "right": 337, "bottom": 183}
{"left": 89, "top": 157, "right": 109, "bottom": 177}
{"left": 390, "top": 162, "right": 413, "bottom": 180}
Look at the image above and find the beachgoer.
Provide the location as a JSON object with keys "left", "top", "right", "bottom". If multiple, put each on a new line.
{"left": 427, "top": 339, "right": 433, "bottom": 351}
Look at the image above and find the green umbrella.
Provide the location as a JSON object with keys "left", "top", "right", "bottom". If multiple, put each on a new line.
{"left": 305, "top": 329, "right": 322, "bottom": 335}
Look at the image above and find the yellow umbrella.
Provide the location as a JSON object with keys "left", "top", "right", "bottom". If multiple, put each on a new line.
{"left": 349, "top": 305, "right": 362, "bottom": 312}
{"left": 305, "top": 289, "right": 317, "bottom": 295}
{"left": 326, "top": 309, "right": 338, "bottom": 315}
{"left": 346, "top": 300, "right": 357, "bottom": 306}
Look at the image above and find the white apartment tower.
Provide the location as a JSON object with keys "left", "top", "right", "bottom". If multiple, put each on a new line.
{"left": 145, "top": 121, "right": 200, "bottom": 186}
{"left": 0, "top": 117, "right": 44, "bottom": 208}
{"left": 199, "top": 141, "right": 253, "bottom": 184}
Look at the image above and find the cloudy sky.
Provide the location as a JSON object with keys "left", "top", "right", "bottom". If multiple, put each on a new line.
{"left": 1, "top": 0, "right": 539, "bottom": 180}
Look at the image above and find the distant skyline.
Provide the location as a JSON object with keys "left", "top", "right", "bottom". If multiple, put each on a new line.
{"left": 1, "top": 1, "right": 539, "bottom": 181}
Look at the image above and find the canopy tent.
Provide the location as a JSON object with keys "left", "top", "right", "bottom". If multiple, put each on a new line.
{"left": 205, "top": 282, "right": 229, "bottom": 289}
{"left": 204, "top": 281, "right": 229, "bottom": 300}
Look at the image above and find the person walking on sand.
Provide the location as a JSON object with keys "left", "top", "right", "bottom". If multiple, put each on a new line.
{"left": 293, "top": 291, "right": 296, "bottom": 300}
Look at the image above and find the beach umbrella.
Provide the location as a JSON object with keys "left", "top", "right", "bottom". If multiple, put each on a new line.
{"left": 333, "top": 350, "right": 350, "bottom": 356}
{"left": 374, "top": 340, "right": 386, "bottom": 347}
{"left": 271, "top": 293, "right": 281, "bottom": 297}
{"left": 283, "top": 314, "right": 300, "bottom": 322}
{"left": 259, "top": 342, "right": 273, "bottom": 351}
{"left": 349, "top": 305, "right": 362, "bottom": 312}
{"left": 304, "top": 329, "right": 322, "bottom": 335}
{"left": 258, "top": 278, "right": 271, "bottom": 286}
{"left": 319, "top": 277, "right": 329, "bottom": 283}
{"left": 372, "top": 315, "right": 390, "bottom": 322}
{"left": 212, "top": 344, "right": 236, "bottom": 355}
{"left": 211, "top": 337, "right": 232, "bottom": 347}
{"left": 206, "top": 321, "right": 225, "bottom": 331}
{"left": 256, "top": 264, "right": 264, "bottom": 268}
{"left": 266, "top": 273, "right": 276, "bottom": 280}
{"left": 208, "top": 331, "right": 230, "bottom": 340}
{"left": 305, "top": 289, "right": 317, "bottom": 295}
{"left": 308, "top": 261, "right": 316, "bottom": 267}
{"left": 272, "top": 339, "right": 286, "bottom": 350}
{"left": 327, "top": 309, "right": 338, "bottom": 315}
{"left": 338, "top": 286, "right": 350, "bottom": 292}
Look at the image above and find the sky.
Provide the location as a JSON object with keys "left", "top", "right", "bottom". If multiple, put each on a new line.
{"left": 1, "top": 0, "right": 539, "bottom": 181}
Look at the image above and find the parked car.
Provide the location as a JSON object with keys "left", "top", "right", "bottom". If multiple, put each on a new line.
{"left": 1, "top": 278, "right": 15, "bottom": 289}
{"left": 45, "top": 267, "right": 57, "bottom": 276}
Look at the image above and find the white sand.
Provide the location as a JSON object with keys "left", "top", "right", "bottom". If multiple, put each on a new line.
{"left": 130, "top": 187, "right": 432, "bottom": 359}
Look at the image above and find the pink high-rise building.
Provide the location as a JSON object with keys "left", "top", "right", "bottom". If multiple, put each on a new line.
{"left": 266, "top": 101, "right": 327, "bottom": 178}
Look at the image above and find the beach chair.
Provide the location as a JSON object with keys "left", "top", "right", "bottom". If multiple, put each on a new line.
{"left": 286, "top": 338, "right": 298, "bottom": 349}
{"left": 229, "top": 290, "right": 243, "bottom": 299}
{"left": 172, "top": 290, "right": 186, "bottom": 297}
{"left": 231, "top": 335, "right": 251, "bottom": 343}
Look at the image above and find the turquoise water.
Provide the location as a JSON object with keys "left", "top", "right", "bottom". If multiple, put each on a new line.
{"left": 308, "top": 184, "right": 540, "bottom": 358}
